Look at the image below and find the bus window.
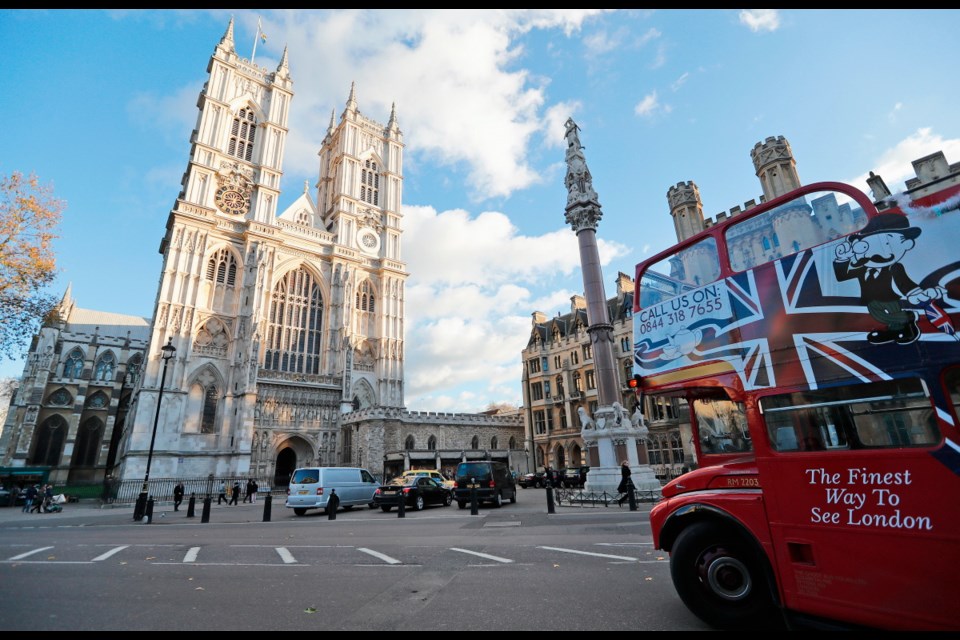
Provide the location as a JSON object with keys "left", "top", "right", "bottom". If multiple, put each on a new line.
{"left": 761, "top": 378, "right": 939, "bottom": 452}
{"left": 724, "top": 189, "right": 867, "bottom": 272}
{"left": 638, "top": 236, "right": 719, "bottom": 309}
{"left": 692, "top": 396, "right": 751, "bottom": 454}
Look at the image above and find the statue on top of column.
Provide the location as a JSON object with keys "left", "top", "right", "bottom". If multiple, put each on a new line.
{"left": 564, "top": 118, "right": 598, "bottom": 206}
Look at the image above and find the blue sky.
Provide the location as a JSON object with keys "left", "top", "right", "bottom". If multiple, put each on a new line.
{"left": 2, "top": 9, "right": 959, "bottom": 412}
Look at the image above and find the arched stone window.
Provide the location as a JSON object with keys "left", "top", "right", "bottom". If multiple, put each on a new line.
{"left": 228, "top": 107, "right": 257, "bottom": 162}
{"left": 63, "top": 349, "right": 84, "bottom": 378}
{"left": 355, "top": 280, "right": 376, "bottom": 337}
{"left": 94, "top": 351, "right": 116, "bottom": 383}
{"left": 73, "top": 416, "right": 103, "bottom": 467}
{"left": 126, "top": 353, "right": 143, "bottom": 387}
{"left": 427, "top": 435, "right": 437, "bottom": 450}
{"left": 30, "top": 414, "right": 67, "bottom": 466}
{"left": 508, "top": 437, "right": 516, "bottom": 449}
{"left": 206, "top": 248, "right": 238, "bottom": 286}
{"left": 404, "top": 435, "right": 415, "bottom": 450}
{"left": 184, "top": 368, "right": 221, "bottom": 434}
{"left": 265, "top": 267, "right": 323, "bottom": 374}
{"left": 471, "top": 435, "right": 479, "bottom": 450}
{"left": 360, "top": 159, "right": 380, "bottom": 206}
{"left": 490, "top": 436, "right": 499, "bottom": 449}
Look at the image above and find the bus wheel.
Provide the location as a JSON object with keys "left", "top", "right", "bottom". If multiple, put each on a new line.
{"left": 670, "top": 521, "right": 777, "bottom": 630}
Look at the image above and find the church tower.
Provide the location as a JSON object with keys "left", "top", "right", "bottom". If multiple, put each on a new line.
{"left": 118, "top": 20, "right": 407, "bottom": 486}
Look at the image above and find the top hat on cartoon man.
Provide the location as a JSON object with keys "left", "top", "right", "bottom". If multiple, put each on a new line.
{"left": 850, "top": 212, "right": 921, "bottom": 242}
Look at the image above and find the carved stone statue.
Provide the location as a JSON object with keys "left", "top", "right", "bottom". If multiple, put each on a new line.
{"left": 611, "top": 401, "right": 627, "bottom": 427}
{"left": 577, "top": 406, "right": 595, "bottom": 431}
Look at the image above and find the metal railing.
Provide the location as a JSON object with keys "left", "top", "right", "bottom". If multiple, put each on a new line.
{"left": 98, "top": 475, "right": 286, "bottom": 506}
{"left": 551, "top": 486, "right": 663, "bottom": 508}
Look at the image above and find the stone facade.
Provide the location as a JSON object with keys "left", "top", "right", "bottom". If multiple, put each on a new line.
{"left": 0, "top": 19, "right": 524, "bottom": 489}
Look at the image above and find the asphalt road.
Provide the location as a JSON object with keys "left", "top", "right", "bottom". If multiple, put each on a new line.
{"left": 0, "top": 491, "right": 721, "bottom": 631}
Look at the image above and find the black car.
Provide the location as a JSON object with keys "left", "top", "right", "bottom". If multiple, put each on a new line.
{"left": 454, "top": 461, "right": 517, "bottom": 508}
{"left": 373, "top": 476, "right": 452, "bottom": 512}
{"left": 561, "top": 466, "right": 590, "bottom": 488}
{"left": 518, "top": 472, "right": 546, "bottom": 488}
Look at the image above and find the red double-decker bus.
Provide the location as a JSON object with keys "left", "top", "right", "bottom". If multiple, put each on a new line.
{"left": 632, "top": 180, "right": 960, "bottom": 630}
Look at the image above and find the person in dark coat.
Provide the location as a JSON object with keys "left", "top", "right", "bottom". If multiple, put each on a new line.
{"left": 229, "top": 480, "right": 241, "bottom": 505}
{"left": 22, "top": 484, "right": 38, "bottom": 513}
{"left": 617, "top": 460, "right": 632, "bottom": 504}
{"left": 243, "top": 478, "right": 254, "bottom": 503}
{"left": 173, "top": 482, "right": 185, "bottom": 511}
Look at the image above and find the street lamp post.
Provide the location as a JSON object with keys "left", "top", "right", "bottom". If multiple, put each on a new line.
{"left": 133, "top": 337, "right": 176, "bottom": 521}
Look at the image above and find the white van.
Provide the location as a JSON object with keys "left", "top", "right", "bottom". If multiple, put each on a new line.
{"left": 285, "top": 467, "right": 380, "bottom": 516}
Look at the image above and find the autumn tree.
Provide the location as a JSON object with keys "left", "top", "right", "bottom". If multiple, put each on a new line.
{"left": 0, "top": 171, "right": 64, "bottom": 361}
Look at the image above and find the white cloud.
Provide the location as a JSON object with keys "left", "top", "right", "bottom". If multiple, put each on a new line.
{"left": 400, "top": 203, "right": 629, "bottom": 411}
{"left": 670, "top": 72, "right": 690, "bottom": 92}
{"left": 738, "top": 10, "right": 780, "bottom": 33}
{"left": 634, "top": 91, "right": 660, "bottom": 117}
{"left": 848, "top": 128, "right": 960, "bottom": 196}
{"left": 251, "top": 10, "right": 611, "bottom": 202}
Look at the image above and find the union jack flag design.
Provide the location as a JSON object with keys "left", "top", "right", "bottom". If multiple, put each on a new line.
{"left": 635, "top": 247, "right": 960, "bottom": 393}
{"left": 922, "top": 300, "right": 957, "bottom": 337}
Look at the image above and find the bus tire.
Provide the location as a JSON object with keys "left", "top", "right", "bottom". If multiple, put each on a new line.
{"left": 670, "top": 521, "right": 777, "bottom": 630}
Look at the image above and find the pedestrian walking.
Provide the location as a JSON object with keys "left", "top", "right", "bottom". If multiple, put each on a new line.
{"left": 243, "top": 478, "right": 254, "bottom": 503}
{"left": 217, "top": 480, "right": 227, "bottom": 505}
{"left": 173, "top": 482, "right": 185, "bottom": 511}
{"left": 229, "top": 480, "right": 241, "bottom": 505}
{"left": 22, "top": 484, "right": 37, "bottom": 513}
{"left": 250, "top": 479, "right": 258, "bottom": 503}
{"left": 617, "top": 460, "right": 633, "bottom": 505}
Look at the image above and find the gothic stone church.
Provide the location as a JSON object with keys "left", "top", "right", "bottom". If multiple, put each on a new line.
{"left": 0, "top": 19, "right": 523, "bottom": 488}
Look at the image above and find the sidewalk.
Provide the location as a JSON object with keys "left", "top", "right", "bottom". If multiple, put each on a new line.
{"left": 0, "top": 496, "right": 282, "bottom": 526}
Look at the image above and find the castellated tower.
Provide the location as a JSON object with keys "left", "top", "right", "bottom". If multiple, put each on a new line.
{"left": 751, "top": 135, "right": 801, "bottom": 201}
{"left": 667, "top": 181, "right": 706, "bottom": 243}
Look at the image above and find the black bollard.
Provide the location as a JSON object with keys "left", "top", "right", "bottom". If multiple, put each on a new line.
{"left": 327, "top": 489, "right": 339, "bottom": 520}
{"left": 546, "top": 485, "right": 556, "bottom": 514}
{"left": 469, "top": 478, "right": 479, "bottom": 516}
{"left": 133, "top": 493, "right": 147, "bottom": 521}
{"left": 397, "top": 491, "right": 406, "bottom": 518}
{"left": 187, "top": 493, "right": 196, "bottom": 518}
{"left": 201, "top": 496, "right": 211, "bottom": 523}
{"left": 627, "top": 480, "right": 638, "bottom": 511}
{"left": 145, "top": 497, "right": 155, "bottom": 524}
{"left": 262, "top": 494, "right": 272, "bottom": 522}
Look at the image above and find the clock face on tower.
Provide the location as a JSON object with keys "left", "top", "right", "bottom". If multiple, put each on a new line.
{"left": 215, "top": 186, "right": 250, "bottom": 216}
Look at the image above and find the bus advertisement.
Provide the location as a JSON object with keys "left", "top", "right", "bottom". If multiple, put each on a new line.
{"left": 632, "top": 181, "right": 960, "bottom": 631}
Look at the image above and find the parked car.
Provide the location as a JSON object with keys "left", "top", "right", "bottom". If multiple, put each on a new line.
{"left": 454, "top": 461, "right": 517, "bottom": 508}
{"left": 0, "top": 487, "right": 25, "bottom": 507}
{"left": 518, "top": 472, "right": 546, "bottom": 488}
{"left": 561, "top": 466, "right": 590, "bottom": 488}
{"left": 398, "top": 469, "right": 455, "bottom": 491}
{"left": 374, "top": 476, "right": 452, "bottom": 512}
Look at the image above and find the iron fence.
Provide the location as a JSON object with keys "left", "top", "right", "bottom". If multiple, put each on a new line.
{"left": 98, "top": 475, "right": 286, "bottom": 506}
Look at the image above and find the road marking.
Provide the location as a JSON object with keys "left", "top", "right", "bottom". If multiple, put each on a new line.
{"left": 537, "top": 545, "right": 637, "bottom": 561}
{"left": 183, "top": 546, "right": 201, "bottom": 563}
{"left": 275, "top": 547, "right": 298, "bottom": 564}
{"left": 450, "top": 548, "right": 513, "bottom": 563}
{"left": 92, "top": 545, "right": 129, "bottom": 561}
{"left": 8, "top": 546, "right": 54, "bottom": 561}
{"left": 357, "top": 547, "right": 402, "bottom": 564}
